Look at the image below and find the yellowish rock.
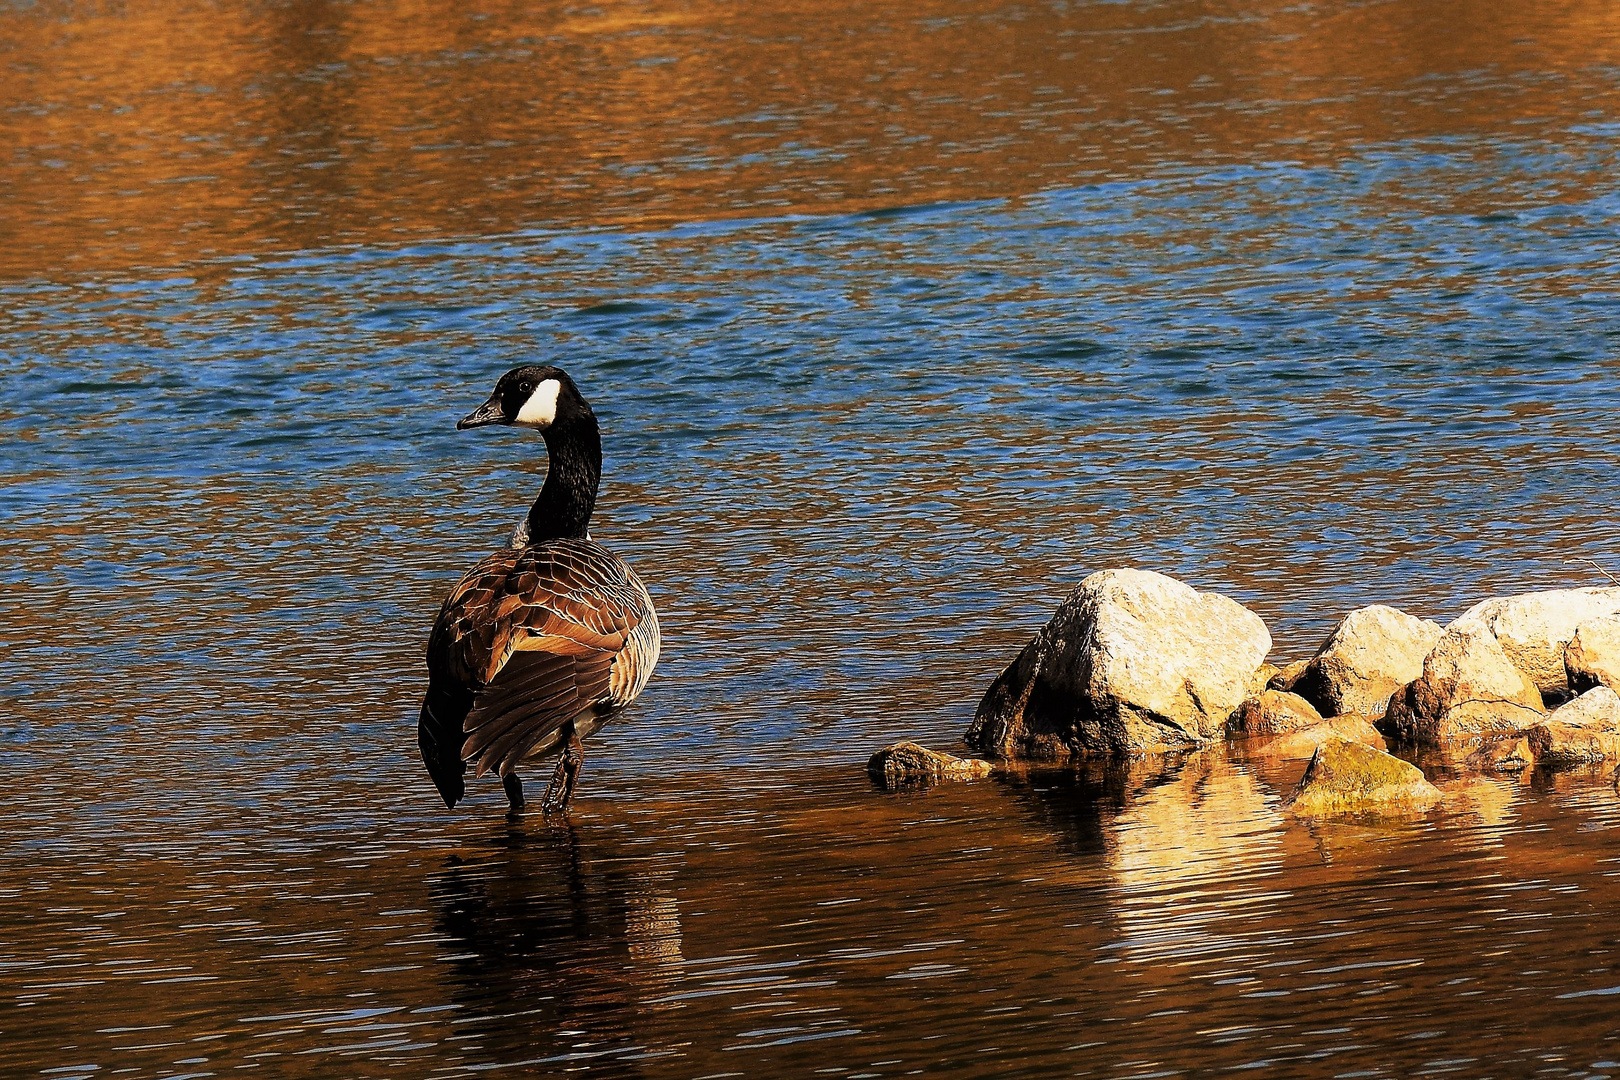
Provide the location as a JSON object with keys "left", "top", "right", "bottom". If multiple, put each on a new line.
{"left": 1268, "top": 658, "right": 1311, "bottom": 693}
{"left": 1566, "top": 619, "right": 1620, "bottom": 694}
{"left": 1450, "top": 586, "right": 1620, "bottom": 699}
{"left": 968, "top": 568, "right": 1272, "bottom": 758}
{"left": 1294, "top": 604, "right": 1445, "bottom": 718}
{"left": 1383, "top": 624, "right": 1545, "bottom": 743}
{"left": 1257, "top": 716, "right": 1386, "bottom": 760}
{"left": 1287, "top": 740, "right": 1441, "bottom": 817}
{"left": 1545, "top": 685, "right": 1620, "bottom": 730}
{"left": 1525, "top": 722, "right": 1620, "bottom": 768}
{"left": 1464, "top": 734, "right": 1535, "bottom": 773}
{"left": 1228, "top": 690, "right": 1324, "bottom": 738}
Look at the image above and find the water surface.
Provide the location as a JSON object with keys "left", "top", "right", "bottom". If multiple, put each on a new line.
{"left": 3, "top": 0, "right": 1620, "bottom": 1075}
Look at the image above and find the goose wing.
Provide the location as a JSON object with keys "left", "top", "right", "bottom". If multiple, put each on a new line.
{"left": 424, "top": 539, "right": 649, "bottom": 782}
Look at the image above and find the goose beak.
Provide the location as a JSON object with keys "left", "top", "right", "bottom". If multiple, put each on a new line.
{"left": 457, "top": 396, "right": 506, "bottom": 430}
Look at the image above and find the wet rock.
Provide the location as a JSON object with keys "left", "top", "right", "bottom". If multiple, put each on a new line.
{"left": 1565, "top": 618, "right": 1620, "bottom": 694}
{"left": 1464, "top": 734, "right": 1535, "bottom": 773}
{"left": 1449, "top": 586, "right": 1620, "bottom": 702}
{"left": 1228, "top": 690, "right": 1324, "bottom": 737}
{"left": 1292, "top": 605, "right": 1444, "bottom": 718}
{"left": 1525, "top": 722, "right": 1620, "bottom": 768}
{"left": 1524, "top": 687, "right": 1620, "bottom": 768}
{"left": 867, "top": 742, "right": 993, "bottom": 787}
{"left": 1267, "top": 658, "right": 1311, "bottom": 693}
{"left": 1287, "top": 739, "right": 1442, "bottom": 817}
{"left": 968, "top": 569, "right": 1271, "bottom": 759}
{"left": 1381, "top": 625, "right": 1545, "bottom": 744}
{"left": 1260, "top": 716, "right": 1386, "bottom": 759}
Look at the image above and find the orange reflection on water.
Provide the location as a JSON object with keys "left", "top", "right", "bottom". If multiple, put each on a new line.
{"left": 2, "top": 0, "right": 1618, "bottom": 278}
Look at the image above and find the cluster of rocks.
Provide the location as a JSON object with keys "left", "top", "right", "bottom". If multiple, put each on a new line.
{"left": 870, "top": 568, "right": 1620, "bottom": 816}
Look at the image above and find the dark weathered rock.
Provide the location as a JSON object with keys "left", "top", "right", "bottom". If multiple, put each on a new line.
{"left": 1381, "top": 625, "right": 1545, "bottom": 744}
{"left": 1450, "top": 587, "right": 1620, "bottom": 701}
{"left": 868, "top": 742, "right": 993, "bottom": 787}
{"left": 1287, "top": 739, "right": 1442, "bottom": 817}
{"left": 968, "top": 569, "right": 1271, "bottom": 759}
{"left": 1292, "top": 604, "right": 1444, "bottom": 718}
{"left": 1228, "top": 690, "right": 1324, "bottom": 738}
{"left": 1565, "top": 618, "right": 1620, "bottom": 694}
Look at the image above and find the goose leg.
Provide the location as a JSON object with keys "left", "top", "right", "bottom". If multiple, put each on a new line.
{"left": 502, "top": 771, "right": 526, "bottom": 811}
{"left": 542, "top": 731, "right": 586, "bottom": 815}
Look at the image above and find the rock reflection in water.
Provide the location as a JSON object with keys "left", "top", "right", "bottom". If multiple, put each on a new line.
{"left": 1103, "top": 756, "right": 1289, "bottom": 967}
{"left": 427, "top": 819, "right": 687, "bottom": 1073}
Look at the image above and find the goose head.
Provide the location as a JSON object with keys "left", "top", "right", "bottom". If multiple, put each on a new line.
{"left": 457, "top": 365, "right": 590, "bottom": 432}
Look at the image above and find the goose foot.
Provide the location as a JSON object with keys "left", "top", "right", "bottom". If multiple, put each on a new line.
{"left": 542, "top": 733, "right": 585, "bottom": 816}
{"left": 502, "top": 772, "right": 525, "bottom": 812}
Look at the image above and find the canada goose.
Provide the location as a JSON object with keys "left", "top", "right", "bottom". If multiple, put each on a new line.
{"left": 418, "top": 366, "right": 660, "bottom": 814}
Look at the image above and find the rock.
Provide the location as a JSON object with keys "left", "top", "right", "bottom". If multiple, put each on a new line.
{"left": 1524, "top": 687, "right": 1620, "bottom": 768}
{"left": 1292, "top": 605, "right": 1445, "bottom": 717}
{"left": 1566, "top": 618, "right": 1620, "bottom": 694}
{"left": 867, "top": 742, "right": 993, "bottom": 787}
{"left": 1546, "top": 685, "right": 1620, "bottom": 730}
{"left": 968, "top": 569, "right": 1272, "bottom": 759}
{"left": 1256, "top": 717, "right": 1387, "bottom": 760}
{"left": 1287, "top": 740, "right": 1442, "bottom": 817}
{"left": 1456, "top": 689, "right": 1620, "bottom": 771}
{"left": 1381, "top": 625, "right": 1546, "bottom": 744}
{"left": 1464, "top": 734, "right": 1535, "bottom": 773}
{"left": 1525, "top": 722, "right": 1620, "bottom": 768}
{"left": 1228, "top": 690, "right": 1324, "bottom": 738}
{"left": 1267, "top": 658, "right": 1311, "bottom": 693}
{"left": 1449, "top": 586, "right": 1620, "bottom": 702}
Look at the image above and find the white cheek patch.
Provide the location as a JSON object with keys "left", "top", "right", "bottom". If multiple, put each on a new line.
{"left": 513, "top": 378, "right": 561, "bottom": 429}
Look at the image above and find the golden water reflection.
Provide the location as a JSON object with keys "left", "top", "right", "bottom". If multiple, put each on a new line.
{"left": 2, "top": 756, "right": 1616, "bottom": 1076}
{"left": 2, "top": 0, "right": 1618, "bottom": 278}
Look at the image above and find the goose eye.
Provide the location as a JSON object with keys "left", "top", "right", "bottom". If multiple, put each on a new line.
{"left": 518, "top": 381, "right": 533, "bottom": 395}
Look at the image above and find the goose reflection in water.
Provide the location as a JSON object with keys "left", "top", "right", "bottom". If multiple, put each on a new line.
{"left": 426, "top": 820, "right": 687, "bottom": 1071}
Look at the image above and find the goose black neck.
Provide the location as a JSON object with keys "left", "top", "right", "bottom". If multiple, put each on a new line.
{"left": 526, "top": 412, "right": 601, "bottom": 543}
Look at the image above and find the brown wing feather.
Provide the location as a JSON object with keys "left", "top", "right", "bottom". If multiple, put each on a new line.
{"left": 461, "top": 650, "right": 614, "bottom": 777}
{"left": 424, "top": 538, "right": 652, "bottom": 781}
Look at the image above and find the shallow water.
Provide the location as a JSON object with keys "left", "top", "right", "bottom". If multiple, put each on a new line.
{"left": 3, "top": 0, "right": 1620, "bottom": 1075}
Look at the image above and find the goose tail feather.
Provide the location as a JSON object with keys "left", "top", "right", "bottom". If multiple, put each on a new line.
{"left": 418, "top": 682, "right": 472, "bottom": 809}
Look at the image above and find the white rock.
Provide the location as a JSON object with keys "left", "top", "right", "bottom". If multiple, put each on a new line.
{"left": 1449, "top": 587, "right": 1620, "bottom": 700}
{"left": 1383, "top": 624, "right": 1545, "bottom": 743}
{"left": 1294, "top": 604, "right": 1445, "bottom": 717}
{"left": 968, "top": 569, "right": 1271, "bottom": 758}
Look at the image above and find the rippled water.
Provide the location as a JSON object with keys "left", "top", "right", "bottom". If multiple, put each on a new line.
{"left": 3, "top": 0, "right": 1620, "bottom": 1075}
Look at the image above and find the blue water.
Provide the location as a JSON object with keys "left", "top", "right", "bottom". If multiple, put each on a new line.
{"left": 6, "top": 146, "right": 1619, "bottom": 778}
